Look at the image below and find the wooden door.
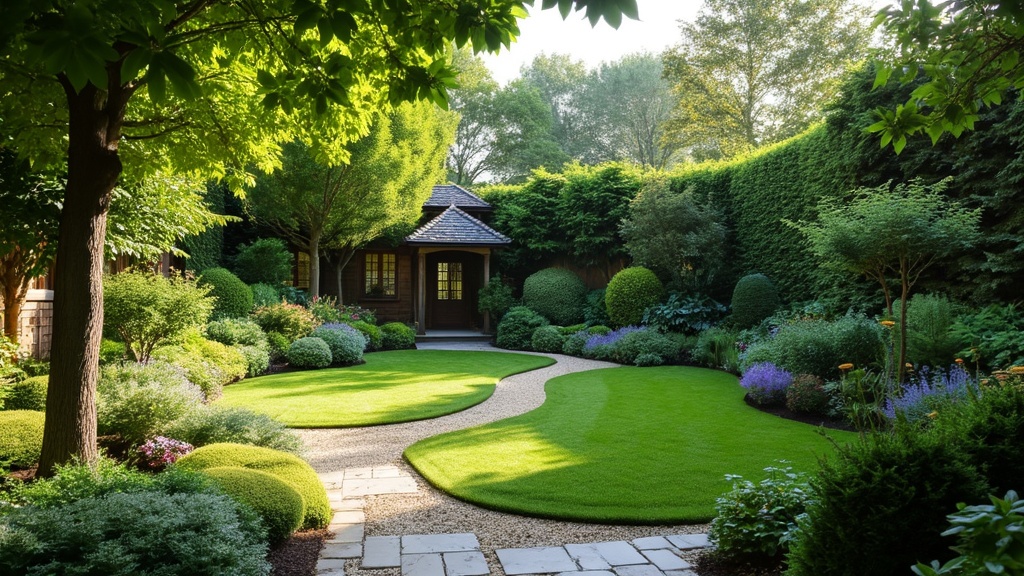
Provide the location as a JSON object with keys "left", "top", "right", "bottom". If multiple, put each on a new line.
{"left": 428, "top": 257, "right": 471, "bottom": 329}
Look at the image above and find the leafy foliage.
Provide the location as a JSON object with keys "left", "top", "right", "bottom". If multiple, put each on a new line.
{"left": 950, "top": 304, "right": 1024, "bottom": 371}
{"left": 605, "top": 267, "right": 664, "bottom": 327}
{"left": 522, "top": 268, "right": 587, "bottom": 326}
{"left": 710, "top": 464, "right": 812, "bottom": 559}
{"left": 252, "top": 303, "right": 319, "bottom": 343}
{"left": 96, "top": 362, "right": 204, "bottom": 445}
{"left": 286, "top": 337, "right": 333, "bottom": 370}
{"left": 347, "top": 321, "right": 382, "bottom": 352}
{"left": 904, "top": 294, "right": 963, "bottom": 368}
{"left": 531, "top": 325, "right": 568, "bottom": 354}
{"left": 730, "top": 274, "right": 781, "bottom": 329}
{"left": 380, "top": 322, "right": 417, "bottom": 350}
{"left": 198, "top": 268, "right": 254, "bottom": 319}
{"left": 912, "top": 491, "right": 1024, "bottom": 576}
{"left": 642, "top": 292, "right": 727, "bottom": 334}
{"left": 496, "top": 306, "right": 549, "bottom": 351}
{"left": 742, "top": 315, "right": 884, "bottom": 380}
{"left": 250, "top": 283, "right": 281, "bottom": 308}
{"left": 0, "top": 410, "right": 44, "bottom": 468}
{"left": 103, "top": 270, "right": 214, "bottom": 363}
{"left": 477, "top": 276, "right": 517, "bottom": 323}
{"left": 165, "top": 406, "right": 301, "bottom": 454}
{"left": 151, "top": 332, "right": 248, "bottom": 401}
{"left": 201, "top": 466, "right": 304, "bottom": 544}
{"left": 311, "top": 324, "right": 365, "bottom": 365}
{"left": 785, "top": 374, "right": 829, "bottom": 415}
{"left": 1, "top": 375, "right": 47, "bottom": 411}
{"left": 232, "top": 238, "right": 293, "bottom": 287}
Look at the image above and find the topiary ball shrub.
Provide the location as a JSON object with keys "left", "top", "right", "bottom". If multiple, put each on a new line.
{"left": 0, "top": 410, "right": 45, "bottom": 468}
{"left": 311, "top": 324, "right": 365, "bottom": 365}
{"left": 286, "top": 337, "right": 332, "bottom": 369}
{"left": 496, "top": 306, "right": 549, "bottom": 350}
{"left": 0, "top": 491, "right": 270, "bottom": 576}
{"left": 250, "top": 283, "right": 281, "bottom": 308}
{"left": 731, "top": 273, "right": 781, "bottom": 329}
{"left": 605, "top": 267, "right": 664, "bottom": 327}
{"left": 562, "top": 331, "right": 590, "bottom": 357}
{"left": 740, "top": 363, "right": 793, "bottom": 407}
{"left": 175, "top": 442, "right": 331, "bottom": 529}
{"left": 785, "top": 374, "right": 830, "bottom": 415}
{"left": 198, "top": 268, "right": 254, "bottom": 319}
{"left": 233, "top": 238, "right": 294, "bottom": 286}
{"left": 381, "top": 322, "right": 416, "bottom": 350}
{"left": 2, "top": 375, "right": 47, "bottom": 411}
{"left": 522, "top": 268, "right": 587, "bottom": 326}
{"left": 201, "top": 466, "right": 304, "bottom": 544}
{"left": 348, "top": 320, "right": 382, "bottom": 352}
{"left": 531, "top": 325, "right": 568, "bottom": 353}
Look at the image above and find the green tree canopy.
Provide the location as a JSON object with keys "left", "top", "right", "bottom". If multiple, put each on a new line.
{"left": 248, "top": 101, "right": 456, "bottom": 298}
{"left": 662, "top": 0, "right": 871, "bottom": 160}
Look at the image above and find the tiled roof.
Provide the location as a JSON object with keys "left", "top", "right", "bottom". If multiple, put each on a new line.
{"left": 406, "top": 205, "right": 511, "bottom": 246}
{"left": 423, "top": 184, "right": 492, "bottom": 210}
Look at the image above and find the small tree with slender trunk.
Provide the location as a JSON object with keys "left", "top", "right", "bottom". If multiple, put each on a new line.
{"left": 793, "top": 179, "right": 980, "bottom": 382}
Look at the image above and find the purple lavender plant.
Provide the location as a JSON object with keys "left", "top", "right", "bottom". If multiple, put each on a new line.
{"left": 583, "top": 326, "right": 645, "bottom": 360}
{"left": 740, "top": 362, "right": 793, "bottom": 406}
{"left": 883, "top": 365, "right": 977, "bottom": 423}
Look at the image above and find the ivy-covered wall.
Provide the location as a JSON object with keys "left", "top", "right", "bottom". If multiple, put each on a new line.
{"left": 180, "top": 182, "right": 226, "bottom": 272}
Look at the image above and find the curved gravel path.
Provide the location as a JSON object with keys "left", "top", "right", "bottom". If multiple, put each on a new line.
{"left": 298, "top": 344, "right": 710, "bottom": 576}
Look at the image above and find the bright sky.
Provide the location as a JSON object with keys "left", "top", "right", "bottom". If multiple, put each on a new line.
{"left": 482, "top": 0, "right": 889, "bottom": 85}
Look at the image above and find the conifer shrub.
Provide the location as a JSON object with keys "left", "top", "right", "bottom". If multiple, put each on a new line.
{"left": 232, "top": 238, "right": 293, "bottom": 286}
{"left": 198, "top": 267, "right": 254, "bottom": 319}
{"left": 175, "top": 442, "right": 330, "bottom": 529}
{"left": 311, "top": 324, "right": 365, "bottom": 365}
{"left": 731, "top": 273, "right": 781, "bottom": 328}
{"left": 531, "top": 325, "right": 567, "bottom": 353}
{"left": 522, "top": 268, "right": 587, "bottom": 326}
{"left": 1, "top": 375, "right": 47, "bottom": 411}
{"left": 0, "top": 410, "right": 44, "bottom": 468}
{"left": 496, "top": 306, "right": 549, "bottom": 350}
{"left": 380, "top": 322, "right": 417, "bottom": 350}
{"left": 286, "top": 337, "right": 332, "bottom": 369}
{"left": 605, "top": 267, "right": 664, "bottom": 327}
{"left": 201, "top": 466, "right": 304, "bottom": 543}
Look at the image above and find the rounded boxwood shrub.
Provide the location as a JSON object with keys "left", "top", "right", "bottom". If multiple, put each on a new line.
{"left": 311, "top": 324, "right": 365, "bottom": 365}
{"left": 496, "top": 306, "right": 549, "bottom": 350}
{"left": 2, "top": 375, "right": 47, "bottom": 411}
{"left": 0, "top": 491, "right": 270, "bottom": 576}
{"left": 348, "top": 320, "right": 382, "bottom": 352}
{"left": 201, "top": 466, "right": 304, "bottom": 543}
{"left": 250, "top": 283, "right": 281, "bottom": 308}
{"left": 286, "top": 337, "right": 332, "bottom": 369}
{"left": 531, "top": 325, "right": 567, "bottom": 353}
{"left": 198, "top": 267, "right": 254, "bottom": 319}
{"left": 175, "top": 442, "right": 331, "bottom": 529}
{"left": 0, "top": 410, "right": 44, "bottom": 468}
{"left": 381, "top": 322, "right": 416, "bottom": 350}
{"left": 731, "top": 273, "right": 781, "bottom": 329}
{"left": 562, "top": 330, "right": 590, "bottom": 357}
{"left": 165, "top": 406, "right": 301, "bottom": 454}
{"left": 605, "top": 267, "right": 664, "bottom": 327}
{"left": 522, "top": 268, "right": 587, "bottom": 326}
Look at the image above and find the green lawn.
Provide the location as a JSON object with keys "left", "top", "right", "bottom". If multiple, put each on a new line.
{"left": 218, "top": 350, "right": 554, "bottom": 427}
{"left": 405, "top": 366, "right": 856, "bottom": 524}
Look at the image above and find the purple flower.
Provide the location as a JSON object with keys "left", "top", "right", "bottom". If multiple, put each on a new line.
{"left": 584, "top": 326, "right": 644, "bottom": 352}
{"left": 740, "top": 362, "right": 793, "bottom": 406}
{"left": 883, "top": 365, "right": 977, "bottom": 422}
{"left": 137, "top": 436, "right": 194, "bottom": 470}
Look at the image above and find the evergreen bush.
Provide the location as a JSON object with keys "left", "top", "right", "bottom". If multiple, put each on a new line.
{"left": 311, "top": 324, "right": 365, "bottom": 365}
{"left": 201, "top": 466, "right": 304, "bottom": 543}
{"left": 175, "top": 442, "right": 331, "bottom": 529}
{"left": 522, "top": 268, "right": 587, "bottom": 326}
{"left": 166, "top": 406, "right": 302, "bottom": 454}
{"left": 742, "top": 314, "right": 884, "bottom": 380}
{"left": 611, "top": 328, "right": 679, "bottom": 365}
{"left": 531, "top": 325, "right": 567, "bottom": 353}
{"left": 731, "top": 274, "right": 781, "bottom": 329}
{"left": 198, "top": 267, "right": 254, "bottom": 319}
{"left": 152, "top": 332, "right": 248, "bottom": 400}
{"left": 250, "top": 282, "right": 281, "bottom": 308}
{"left": 0, "top": 410, "right": 44, "bottom": 468}
{"left": 478, "top": 276, "right": 516, "bottom": 323}
{"left": 252, "top": 303, "right": 319, "bottom": 342}
{"left": 286, "top": 337, "right": 332, "bottom": 369}
{"left": 265, "top": 331, "right": 290, "bottom": 363}
{"left": 904, "top": 293, "right": 962, "bottom": 367}
{"left": 348, "top": 320, "right": 382, "bottom": 351}
{"left": 1, "top": 375, "right": 47, "bottom": 411}
{"left": 605, "top": 267, "right": 664, "bottom": 327}
{"left": 380, "top": 322, "right": 416, "bottom": 350}
{"left": 496, "top": 306, "right": 549, "bottom": 350}
{"left": 97, "top": 362, "right": 204, "bottom": 444}
{"left": 232, "top": 238, "right": 293, "bottom": 286}
{"left": 562, "top": 330, "right": 590, "bottom": 357}
{"left": 584, "top": 288, "right": 611, "bottom": 326}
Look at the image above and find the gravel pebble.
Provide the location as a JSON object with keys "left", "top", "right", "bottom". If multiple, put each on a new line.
{"left": 298, "top": 346, "right": 711, "bottom": 576}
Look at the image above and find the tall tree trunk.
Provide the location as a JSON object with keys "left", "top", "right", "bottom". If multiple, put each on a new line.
{"left": 1, "top": 267, "right": 25, "bottom": 343}
{"left": 309, "top": 232, "right": 321, "bottom": 298}
{"left": 38, "top": 82, "right": 125, "bottom": 477}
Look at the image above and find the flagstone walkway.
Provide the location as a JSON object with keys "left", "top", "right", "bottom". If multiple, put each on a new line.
{"left": 303, "top": 344, "right": 713, "bottom": 576}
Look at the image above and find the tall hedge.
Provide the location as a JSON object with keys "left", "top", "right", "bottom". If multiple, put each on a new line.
{"left": 181, "top": 182, "right": 226, "bottom": 272}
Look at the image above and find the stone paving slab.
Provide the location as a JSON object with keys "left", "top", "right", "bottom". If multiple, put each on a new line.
{"left": 328, "top": 523, "right": 364, "bottom": 543}
{"left": 497, "top": 546, "right": 579, "bottom": 575}
{"left": 344, "top": 476, "right": 419, "bottom": 497}
{"left": 442, "top": 551, "right": 489, "bottom": 576}
{"left": 558, "top": 572, "right": 616, "bottom": 576}
{"left": 641, "top": 549, "right": 691, "bottom": 571}
{"left": 664, "top": 571, "right": 699, "bottom": 576}
{"left": 590, "top": 541, "right": 648, "bottom": 566}
{"left": 402, "top": 533, "right": 481, "bottom": 554}
{"left": 363, "top": 535, "right": 402, "bottom": 568}
{"left": 612, "top": 565, "right": 664, "bottom": 576}
{"left": 565, "top": 543, "right": 612, "bottom": 571}
{"left": 631, "top": 537, "right": 672, "bottom": 551}
{"left": 332, "top": 510, "right": 366, "bottom": 524}
{"left": 373, "top": 466, "right": 404, "bottom": 478}
{"left": 316, "top": 557, "right": 346, "bottom": 574}
{"left": 323, "top": 542, "right": 362, "bottom": 559}
{"left": 665, "top": 534, "right": 710, "bottom": 550}
{"left": 402, "top": 553, "right": 445, "bottom": 576}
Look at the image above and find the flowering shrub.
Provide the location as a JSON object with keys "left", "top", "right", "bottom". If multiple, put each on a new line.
{"left": 307, "top": 295, "right": 343, "bottom": 323}
{"left": 338, "top": 304, "right": 376, "bottom": 325}
{"left": 252, "top": 303, "right": 319, "bottom": 343}
{"left": 883, "top": 365, "right": 978, "bottom": 424}
{"left": 786, "top": 374, "right": 830, "bottom": 415}
{"left": 740, "top": 362, "right": 793, "bottom": 406}
{"left": 137, "top": 436, "right": 194, "bottom": 470}
{"left": 583, "top": 326, "right": 644, "bottom": 361}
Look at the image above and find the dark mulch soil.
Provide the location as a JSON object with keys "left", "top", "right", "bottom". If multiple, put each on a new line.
{"left": 743, "top": 394, "right": 855, "bottom": 432}
{"left": 268, "top": 529, "right": 328, "bottom": 576}
{"left": 695, "top": 550, "right": 784, "bottom": 576}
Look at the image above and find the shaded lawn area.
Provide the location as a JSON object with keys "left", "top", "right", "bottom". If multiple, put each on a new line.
{"left": 218, "top": 350, "right": 554, "bottom": 427}
{"left": 405, "top": 366, "right": 856, "bottom": 524}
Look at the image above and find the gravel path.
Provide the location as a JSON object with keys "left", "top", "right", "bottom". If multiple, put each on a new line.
{"left": 298, "top": 344, "right": 710, "bottom": 574}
